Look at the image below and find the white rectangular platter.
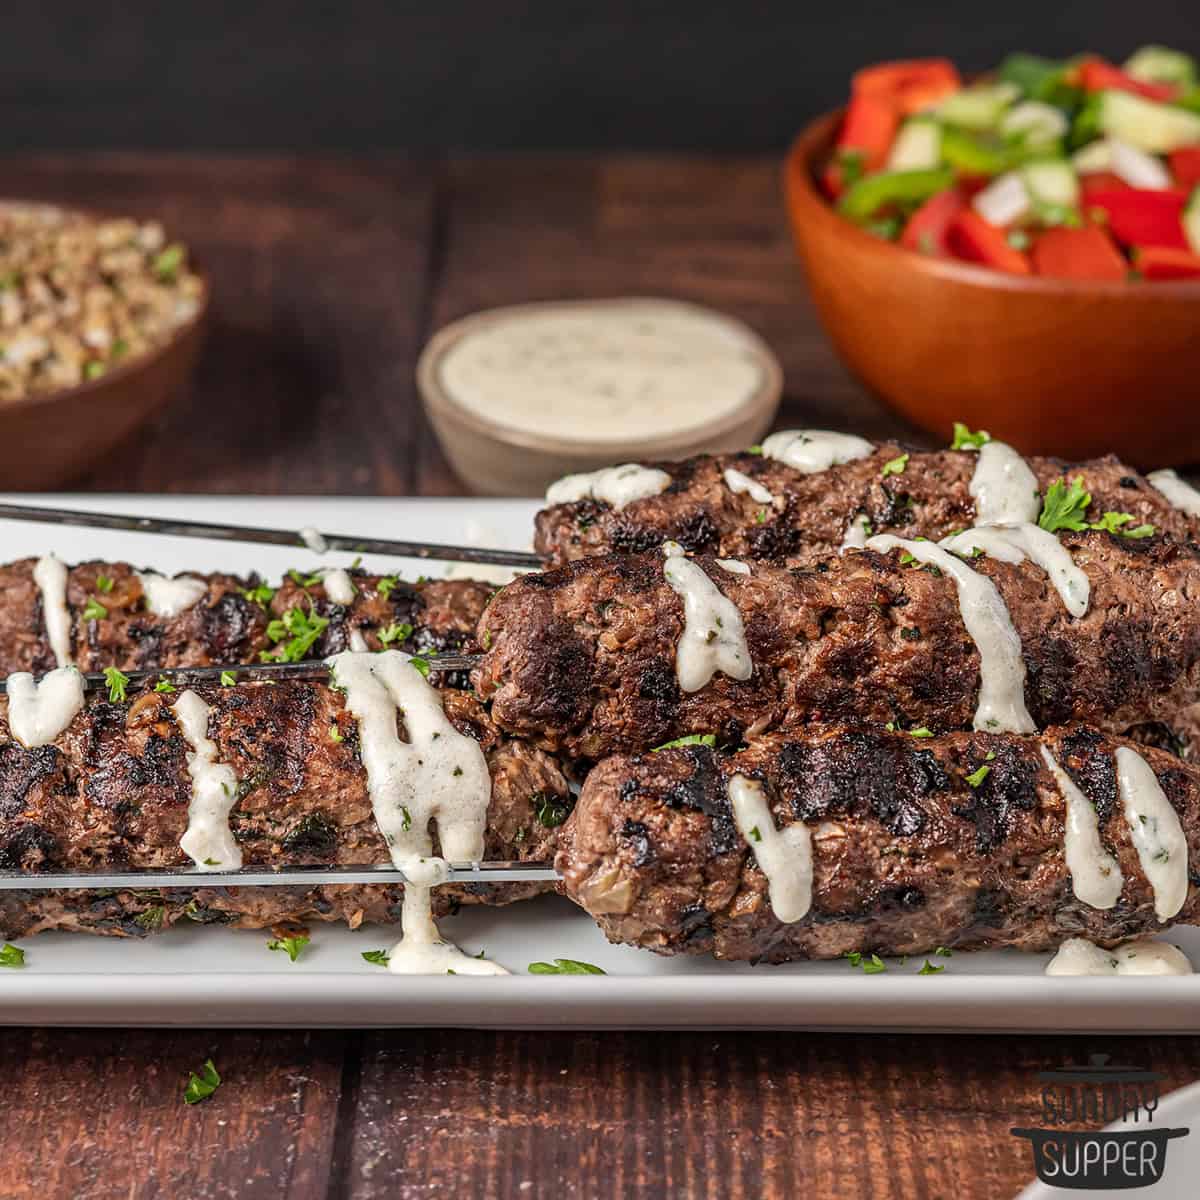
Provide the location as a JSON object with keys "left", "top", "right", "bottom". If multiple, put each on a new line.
{"left": 1, "top": 493, "right": 1197, "bottom": 1031}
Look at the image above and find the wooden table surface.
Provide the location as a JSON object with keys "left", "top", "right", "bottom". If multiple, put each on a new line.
{"left": 2, "top": 154, "right": 1197, "bottom": 1199}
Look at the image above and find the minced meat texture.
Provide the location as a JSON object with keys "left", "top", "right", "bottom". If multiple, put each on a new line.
{"left": 475, "top": 535, "right": 1200, "bottom": 759}
{"left": 533, "top": 444, "right": 1198, "bottom": 566}
{"left": 556, "top": 726, "right": 1200, "bottom": 963}
{"left": 0, "top": 679, "right": 570, "bottom": 940}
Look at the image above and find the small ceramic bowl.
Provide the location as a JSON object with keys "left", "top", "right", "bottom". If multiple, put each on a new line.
{"left": 0, "top": 270, "right": 208, "bottom": 489}
{"left": 785, "top": 110, "right": 1200, "bottom": 468}
{"left": 419, "top": 298, "right": 782, "bottom": 496}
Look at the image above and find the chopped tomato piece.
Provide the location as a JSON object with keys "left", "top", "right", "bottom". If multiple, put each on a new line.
{"left": 1031, "top": 227, "right": 1127, "bottom": 280}
{"left": 900, "top": 189, "right": 967, "bottom": 256}
{"left": 945, "top": 210, "right": 1032, "bottom": 274}
{"left": 1169, "top": 147, "right": 1200, "bottom": 190}
{"left": 1080, "top": 172, "right": 1131, "bottom": 206}
{"left": 823, "top": 92, "right": 899, "bottom": 195}
{"left": 1136, "top": 246, "right": 1200, "bottom": 280}
{"left": 1074, "top": 58, "right": 1178, "bottom": 101}
{"left": 1085, "top": 187, "right": 1189, "bottom": 249}
{"left": 852, "top": 58, "right": 961, "bottom": 114}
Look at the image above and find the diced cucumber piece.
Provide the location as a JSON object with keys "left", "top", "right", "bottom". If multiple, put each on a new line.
{"left": 972, "top": 172, "right": 1031, "bottom": 226}
{"left": 1001, "top": 100, "right": 1069, "bottom": 148}
{"left": 1021, "top": 161, "right": 1080, "bottom": 210}
{"left": 1098, "top": 89, "right": 1200, "bottom": 153}
{"left": 1072, "top": 138, "right": 1113, "bottom": 172}
{"left": 934, "top": 83, "right": 1021, "bottom": 131}
{"left": 887, "top": 119, "right": 942, "bottom": 172}
{"left": 1124, "top": 45, "right": 1198, "bottom": 89}
{"left": 1185, "top": 187, "right": 1200, "bottom": 255}
{"left": 1110, "top": 140, "right": 1171, "bottom": 189}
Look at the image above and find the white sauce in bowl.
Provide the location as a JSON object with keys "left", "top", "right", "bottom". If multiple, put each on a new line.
{"left": 662, "top": 543, "right": 753, "bottom": 693}
{"left": 545, "top": 464, "right": 671, "bottom": 510}
{"left": 174, "top": 690, "right": 242, "bottom": 871}
{"left": 34, "top": 553, "right": 72, "bottom": 667}
{"left": 761, "top": 429, "right": 873, "bottom": 474}
{"left": 5, "top": 667, "right": 84, "bottom": 748}
{"left": 137, "top": 573, "right": 207, "bottom": 618}
{"left": 1148, "top": 468, "right": 1200, "bottom": 517}
{"left": 728, "top": 774, "right": 812, "bottom": 922}
{"left": 722, "top": 467, "right": 774, "bottom": 505}
{"left": 1116, "top": 745, "right": 1189, "bottom": 922}
{"left": 865, "top": 535, "right": 1035, "bottom": 733}
{"left": 1046, "top": 937, "right": 1192, "bottom": 976}
{"left": 439, "top": 300, "right": 767, "bottom": 445}
{"left": 1040, "top": 747, "right": 1123, "bottom": 909}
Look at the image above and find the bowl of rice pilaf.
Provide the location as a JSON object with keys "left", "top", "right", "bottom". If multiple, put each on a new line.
{"left": 0, "top": 202, "right": 208, "bottom": 486}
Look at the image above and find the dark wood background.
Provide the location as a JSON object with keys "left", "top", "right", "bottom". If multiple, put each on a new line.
{"left": 1, "top": 153, "right": 1197, "bottom": 1197}
{"left": 3, "top": 3, "right": 1196, "bottom": 152}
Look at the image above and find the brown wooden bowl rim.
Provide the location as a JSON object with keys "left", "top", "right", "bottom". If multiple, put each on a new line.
{"left": 787, "top": 108, "right": 1200, "bottom": 299}
{"left": 417, "top": 296, "right": 784, "bottom": 460}
{"left": 0, "top": 199, "right": 210, "bottom": 420}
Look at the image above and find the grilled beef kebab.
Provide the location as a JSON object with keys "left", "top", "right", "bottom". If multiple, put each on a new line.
{"left": 534, "top": 432, "right": 1200, "bottom": 567}
{"left": 556, "top": 726, "right": 1200, "bottom": 962}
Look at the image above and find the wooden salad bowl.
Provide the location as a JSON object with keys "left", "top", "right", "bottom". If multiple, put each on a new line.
{"left": 785, "top": 110, "right": 1200, "bottom": 468}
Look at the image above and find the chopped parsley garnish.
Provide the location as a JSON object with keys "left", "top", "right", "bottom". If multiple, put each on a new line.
{"left": 409, "top": 656, "right": 431, "bottom": 678}
{"left": 400, "top": 806, "right": 413, "bottom": 832}
{"left": 154, "top": 677, "right": 176, "bottom": 694}
{"left": 950, "top": 422, "right": 991, "bottom": 451}
{"left": 82, "top": 597, "right": 108, "bottom": 622}
{"left": 266, "top": 934, "right": 310, "bottom": 962}
{"left": 288, "top": 568, "right": 324, "bottom": 588}
{"left": 104, "top": 667, "right": 129, "bottom": 703}
{"left": 533, "top": 792, "right": 573, "bottom": 828}
{"left": 881, "top": 453, "right": 909, "bottom": 478}
{"left": 329, "top": 723, "right": 344, "bottom": 744}
{"left": 965, "top": 764, "right": 991, "bottom": 788}
{"left": 135, "top": 905, "right": 166, "bottom": 929}
{"left": 220, "top": 670, "right": 237, "bottom": 686}
{"left": 183, "top": 1059, "right": 221, "bottom": 1105}
{"left": 242, "top": 584, "right": 275, "bottom": 606}
{"left": 0, "top": 943, "right": 25, "bottom": 968}
{"left": 152, "top": 243, "right": 185, "bottom": 281}
{"left": 748, "top": 825, "right": 762, "bottom": 843}
{"left": 898, "top": 551, "right": 916, "bottom": 566}
{"left": 651, "top": 733, "right": 717, "bottom": 752}
{"left": 908, "top": 727, "right": 934, "bottom": 738}
{"left": 935, "top": 946, "right": 953, "bottom": 957}
{"left": 377, "top": 622, "right": 413, "bottom": 647}
{"left": 362, "top": 949, "right": 390, "bottom": 966}
{"left": 95, "top": 574, "right": 114, "bottom": 593}
{"left": 846, "top": 951, "right": 887, "bottom": 974}
{"left": 377, "top": 576, "right": 398, "bottom": 599}
{"left": 1038, "top": 477, "right": 1154, "bottom": 538}
{"left": 918, "top": 959, "right": 945, "bottom": 975}
{"left": 264, "top": 605, "right": 330, "bottom": 662}
{"left": 527, "top": 958, "right": 606, "bottom": 975}
{"left": 481, "top": 629, "right": 492, "bottom": 650}
{"left": 755, "top": 508, "right": 768, "bottom": 524}
{"left": 746, "top": 444, "right": 763, "bottom": 455}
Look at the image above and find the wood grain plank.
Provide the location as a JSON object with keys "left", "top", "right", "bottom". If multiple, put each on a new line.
{"left": 2, "top": 154, "right": 436, "bottom": 495}
{"left": 0, "top": 1028, "right": 347, "bottom": 1199}
{"left": 419, "top": 154, "right": 922, "bottom": 494}
{"left": 338, "top": 1031, "right": 1200, "bottom": 1200}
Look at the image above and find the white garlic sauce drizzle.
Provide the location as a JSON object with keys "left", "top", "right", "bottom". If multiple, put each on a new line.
{"left": 299, "top": 526, "right": 329, "bottom": 554}
{"left": 545, "top": 464, "right": 671, "bottom": 510}
{"left": 716, "top": 558, "right": 750, "bottom": 576}
{"left": 941, "top": 525, "right": 1090, "bottom": 618}
{"left": 760, "top": 429, "right": 873, "bottom": 474}
{"left": 5, "top": 667, "right": 84, "bottom": 748}
{"left": 969, "top": 440, "right": 1040, "bottom": 525}
{"left": 728, "top": 774, "right": 812, "bottom": 922}
{"left": 1148, "top": 468, "right": 1200, "bottom": 517}
{"left": 1116, "top": 745, "right": 1189, "bottom": 922}
{"left": 348, "top": 628, "right": 369, "bottom": 652}
{"left": 321, "top": 568, "right": 356, "bottom": 606}
{"left": 34, "top": 554, "right": 72, "bottom": 668}
{"left": 174, "top": 689, "right": 242, "bottom": 871}
{"left": 1039, "top": 747, "right": 1123, "bottom": 909}
{"left": 865, "top": 535, "right": 1035, "bottom": 733}
{"left": 1045, "top": 936, "right": 1192, "bottom": 976}
{"left": 840, "top": 513, "right": 871, "bottom": 552}
{"left": 722, "top": 467, "right": 774, "bottom": 505}
{"left": 327, "top": 650, "right": 507, "bottom": 975}
{"left": 661, "top": 542, "right": 753, "bottom": 692}
{"left": 137, "top": 573, "right": 208, "bottom": 618}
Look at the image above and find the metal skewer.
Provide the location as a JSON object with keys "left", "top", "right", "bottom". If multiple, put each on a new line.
{"left": 0, "top": 501, "right": 543, "bottom": 569}
{"left": 0, "top": 655, "right": 484, "bottom": 694}
{"left": 0, "top": 862, "right": 559, "bottom": 890}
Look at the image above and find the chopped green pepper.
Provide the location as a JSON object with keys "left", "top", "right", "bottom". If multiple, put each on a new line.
{"left": 837, "top": 166, "right": 956, "bottom": 222}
